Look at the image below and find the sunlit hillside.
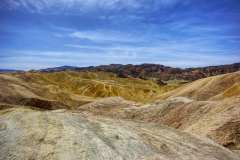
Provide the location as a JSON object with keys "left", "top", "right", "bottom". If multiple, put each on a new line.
{"left": 0, "top": 71, "right": 181, "bottom": 109}
{"left": 1, "top": 71, "right": 240, "bottom": 159}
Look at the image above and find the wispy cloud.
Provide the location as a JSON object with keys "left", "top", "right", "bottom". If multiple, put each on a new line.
{"left": 69, "top": 30, "right": 137, "bottom": 42}
{"left": 0, "top": 0, "right": 239, "bottom": 70}
{"left": 1, "top": 48, "right": 239, "bottom": 70}
{"left": 2, "top": 0, "right": 181, "bottom": 13}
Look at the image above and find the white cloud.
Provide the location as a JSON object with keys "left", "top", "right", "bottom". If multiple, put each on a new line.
{"left": 69, "top": 30, "right": 136, "bottom": 42}
{"left": 3, "top": 0, "right": 181, "bottom": 13}
{"left": 3, "top": 0, "right": 140, "bottom": 12}
{"left": 3, "top": 41, "right": 238, "bottom": 70}
{"left": 157, "top": 0, "right": 185, "bottom": 5}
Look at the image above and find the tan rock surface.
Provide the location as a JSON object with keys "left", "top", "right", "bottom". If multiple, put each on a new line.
{"left": 78, "top": 72, "right": 240, "bottom": 151}
{"left": 157, "top": 71, "right": 240, "bottom": 100}
{"left": 0, "top": 107, "right": 239, "bottom": 160}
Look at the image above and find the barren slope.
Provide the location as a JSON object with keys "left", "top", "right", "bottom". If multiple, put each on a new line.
{"left": 157, "top": 71, "right": 240, "bottom": 100}
{"left": 79, "top": 72, "right": 240, "bottom": 151}
{"left": 0, "top": 71, "right": 179, "bottom": 108}
{"left": 0, "top": 107, "right": 239, "bottom": 160}
{"left": 0, "top": 71, "right": 240, "bottom": 159}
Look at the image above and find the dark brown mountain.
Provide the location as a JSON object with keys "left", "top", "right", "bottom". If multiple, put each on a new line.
{"left": 40, "top": 62, "right": 240, "bottom": 82}
{"left": 82, "top": 63, "right": 240, "bottom": 81}
{"left": 0, "top": 69, "right": 23, "bottom": 73}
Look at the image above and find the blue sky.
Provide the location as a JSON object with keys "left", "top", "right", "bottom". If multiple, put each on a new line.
{"left": 0, "top": 0, "right": 240, "bottom": 70}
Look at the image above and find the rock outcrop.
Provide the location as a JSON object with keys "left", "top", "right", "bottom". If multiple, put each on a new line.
{"left": 0, "top": 107, "right": 239, "bottom": 160}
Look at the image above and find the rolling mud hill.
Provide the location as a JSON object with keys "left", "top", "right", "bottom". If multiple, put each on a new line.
{"left": 78, "top": 72, "right": 240, "bottom": 153}
{"left": 0, "top": 71, "right": 179, "bottom": 108}
{"left": 157, "top": 71, "right": 240, "bottom": 100}
{"left": 0, "top": 71, "right": 240, "bottom": 159}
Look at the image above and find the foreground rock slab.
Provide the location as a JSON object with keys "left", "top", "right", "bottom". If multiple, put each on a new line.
{"left": 0, "top": 108, "right": 239, "bottom": 160}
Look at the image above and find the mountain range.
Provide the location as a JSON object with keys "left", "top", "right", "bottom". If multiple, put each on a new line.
{"left": 0, "top": 69, "right": 22, "bottom": 73}
{"left": 39, "top": 62, "right": 240, "bottom": 82}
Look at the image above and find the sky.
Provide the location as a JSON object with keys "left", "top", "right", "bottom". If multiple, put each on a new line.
{"left": 0, "top": 0, "right": 240, "bottom": 70}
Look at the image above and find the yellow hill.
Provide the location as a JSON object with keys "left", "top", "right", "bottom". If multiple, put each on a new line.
{"left": 0, "top": 71, "right": 180, "bottom": 108}
{"left": 78, "top": 71, "right": 240, "bottom": 151}
{"left": 157, "top": 71, "right": 240, "bottom": 100}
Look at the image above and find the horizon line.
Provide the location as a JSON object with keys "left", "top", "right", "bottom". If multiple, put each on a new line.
{"left": 1, "top": 62, "right": 239, "bottom": 72}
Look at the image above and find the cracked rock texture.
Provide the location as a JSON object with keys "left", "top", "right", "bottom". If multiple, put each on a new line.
{"left": 1, "top": 108, "right": 239, "bottom": 160}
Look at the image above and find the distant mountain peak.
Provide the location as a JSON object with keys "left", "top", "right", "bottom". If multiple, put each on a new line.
{"left": 37, "top": 62, "right": 240, "bottom": 81}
